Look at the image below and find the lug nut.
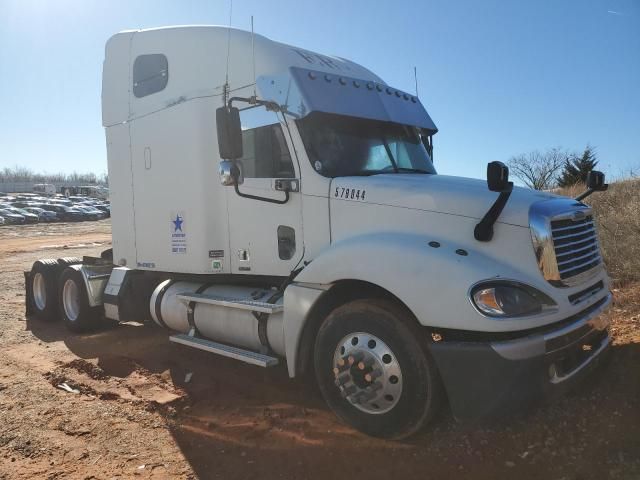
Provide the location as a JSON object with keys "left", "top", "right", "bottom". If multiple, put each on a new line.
{"left": 347, "top": 352, "right": 364, "bottom": 365}
{"left": 335, "top": 359, "right": 350, "bottom": 373}
{"left": 357, "top": 358, "right": 374, "bottom": 370}
{"left": 364, "top": 370, "right": 382, "bottom": 383}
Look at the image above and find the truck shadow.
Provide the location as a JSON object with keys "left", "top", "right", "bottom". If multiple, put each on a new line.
{"left": 25, "top": 315, "right": 640, "bottom": 480}
{"left": 24, "top": 315, "right": 314, "bottom": 405}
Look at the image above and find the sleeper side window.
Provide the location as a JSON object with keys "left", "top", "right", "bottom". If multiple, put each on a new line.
{"left": 238, "top": 106, "right": 295, "bottom": 178}
{"left": 133, "top": 54, "right": 168, "bottom": 98}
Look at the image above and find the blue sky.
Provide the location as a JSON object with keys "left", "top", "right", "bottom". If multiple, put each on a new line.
{"left": 0, "top": 0, "right": 638, "bottom": 181}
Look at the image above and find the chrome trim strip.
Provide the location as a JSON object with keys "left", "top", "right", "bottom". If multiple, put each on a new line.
{"left": 556, "top": 242, "right": 598, "bottom": 258}
{"left": 557, "top": 250, "right": 600, "bottom": 267}
{"left": 558, "top": 256, "right": 601, "bottom": 274}
{"left": 552, "top": 230, "right": 597, "bottom": 242}
{"left": 551, "top": 221, "right": 594, "bottom": 233}
{"left": 554, "top": 236, "right": 598, "bottom": 251}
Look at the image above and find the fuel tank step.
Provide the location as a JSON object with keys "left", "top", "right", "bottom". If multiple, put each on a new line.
{"left": 176, "top": 293, "right": 283, "bottom": 314}
{"left": 169, "top": 334, "right": 279, "bottom": 367}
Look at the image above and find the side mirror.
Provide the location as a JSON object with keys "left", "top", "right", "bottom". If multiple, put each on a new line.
{"left": 486, "top": 161, "right": 512, "bottom": 192}
{"left": 216, "top": 106, "right": 243, "bottom": 160}
{"left": 219, "top": 160, "right": 244, "bottom": 186}
{"left": 474, "top": 161, "right": 514, "bottom": 242}
{"left": 587, "top": 170, "right": 607, "bottom": 191}
{"left": 576, "top": 170, "right": 608, "bottom": 201}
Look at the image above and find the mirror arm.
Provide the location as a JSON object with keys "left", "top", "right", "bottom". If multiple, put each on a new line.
{"left": 575, "top": 184, "right": 607, "bottom": 202}
{"left": 233, "top": 183, "right": 289, "bottom": 204}
{"left": 575, "top": 189, "right": 594, "bottom": 202}
{"left": 227, "top": 96, "right": 280, "bottom": 112}
{"left": 474, "top": 182, "right": 514, "bottom": 242}
{"left": 230, "top": 165, "right": 290, "bottom": 205}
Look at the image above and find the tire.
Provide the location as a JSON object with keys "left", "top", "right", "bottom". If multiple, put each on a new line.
{"left": 314, "top": 299, "right": 443, "bottom": 439}
{"left": 58, "top": 257, "right": 83, "bottom": 266}
{"left": 29, "top": 259, "right": 61, "bottom": 321}
{"left": 58, "top": 267, "right": 101, "bottom": 333}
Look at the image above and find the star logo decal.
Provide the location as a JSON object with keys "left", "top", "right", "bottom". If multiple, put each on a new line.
{"left": 173, "top": 214, "right": 184, "bottom": 232}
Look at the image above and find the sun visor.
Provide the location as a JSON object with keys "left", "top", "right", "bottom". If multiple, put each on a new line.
{"left": 257, "top": 67, "right": 438, "bottom": 134}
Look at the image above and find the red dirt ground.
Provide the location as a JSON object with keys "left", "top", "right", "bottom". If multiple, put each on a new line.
{"left": 1, "top": 220, "right": 638, "bottom": 479}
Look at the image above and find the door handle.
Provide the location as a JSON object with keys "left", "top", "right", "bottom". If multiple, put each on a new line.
{"left": 274, "top": 179, "right": 299, "bottom": 193}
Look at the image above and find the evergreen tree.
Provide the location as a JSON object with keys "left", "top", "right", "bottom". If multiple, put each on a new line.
{"left": 558, "top": 146, "right": 598, "bottom": 187}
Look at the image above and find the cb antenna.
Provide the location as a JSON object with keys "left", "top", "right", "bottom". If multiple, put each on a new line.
{"left": 223, "top": 0, "right": 234, "bottom": 105}
{"left": 251, "top": 15, "right": 257, "bottom": 98}
{"left": 414, "top": 66, "right": 419, "bottom": 97}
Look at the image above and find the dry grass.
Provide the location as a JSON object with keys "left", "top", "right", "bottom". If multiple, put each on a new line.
{"left": 557, "top": 178, "right": 640, "bottom": 286}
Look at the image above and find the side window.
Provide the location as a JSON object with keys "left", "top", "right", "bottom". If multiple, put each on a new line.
{"left": 133, "top": 54, "right": 168, "bottom": 98}
{"left": 239, "top": 106, "right": 295, "bottom": 178}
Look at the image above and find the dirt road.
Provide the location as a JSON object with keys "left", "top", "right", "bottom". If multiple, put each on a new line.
{"left": 1, "top": 221, "right": 639, "bottom": 479}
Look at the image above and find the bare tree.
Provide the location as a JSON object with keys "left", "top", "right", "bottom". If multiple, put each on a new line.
{"left": 0, "top": 166, "right": 108, "bottom": 185}
{"left": 507, "top": 148, "right": 568, "bottom": 190}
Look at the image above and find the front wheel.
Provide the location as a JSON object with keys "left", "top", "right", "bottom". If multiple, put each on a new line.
{"left": 58, "top": 268, "right": 101, "bottom": 332}
{"left": 314, "top": 299, "right": 443, "bottom": 439}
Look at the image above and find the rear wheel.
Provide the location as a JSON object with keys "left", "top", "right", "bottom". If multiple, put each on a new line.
{"left": 29, "top": 259, "right": 60, "bottom": 321}
{"left": 58, "top": 268, "right": 101, "bottom": 332}
{"left": 314, "top": 299, "right": 443, "bottom": 439}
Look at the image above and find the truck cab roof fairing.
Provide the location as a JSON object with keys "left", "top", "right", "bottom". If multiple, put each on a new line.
{"left": 257, "top": 67, "right": 438, "bottom": 135}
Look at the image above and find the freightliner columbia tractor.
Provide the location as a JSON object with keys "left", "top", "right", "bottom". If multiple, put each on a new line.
{"left": 25, "top": 26, "right": 612, "bottom": 439}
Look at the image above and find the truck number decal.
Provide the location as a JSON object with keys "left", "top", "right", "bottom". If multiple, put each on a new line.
{"left": 334, "top": 187, "right": 366, "bottom": 201}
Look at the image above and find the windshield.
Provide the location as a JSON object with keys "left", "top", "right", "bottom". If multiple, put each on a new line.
{"left": 296, "top": 112, "right": 436, "bottom": 177}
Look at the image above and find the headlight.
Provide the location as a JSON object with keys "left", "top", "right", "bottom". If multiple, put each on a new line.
{"left": 471, "top": 281, "right": 556, "bottom": 318}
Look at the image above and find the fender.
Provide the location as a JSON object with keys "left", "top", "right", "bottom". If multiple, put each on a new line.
{"left": 296, "top": 231, "right": 558, "bottom": 328}
{"left": 283, "top": 282, "right": 328, "bottom": 377}
{"left": 65, "top": 264, "right": 114, "bottom": 307}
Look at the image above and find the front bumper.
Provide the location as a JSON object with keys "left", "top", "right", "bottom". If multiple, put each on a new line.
{"left": 429, "top": 293, "right": 612, "bottom": 421}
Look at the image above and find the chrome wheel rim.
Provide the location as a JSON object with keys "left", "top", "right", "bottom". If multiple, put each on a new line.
{"left": 62, "top": 279, "right": 80, "bottom": 321}
{"left": 332, "top": 332, "right": 403, "bottom": 414}
{"left": 33, "top": 273, "right": 46, "bottom": 311}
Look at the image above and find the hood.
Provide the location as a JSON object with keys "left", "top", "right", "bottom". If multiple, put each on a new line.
{"left": 331, "top": 174, "right": 560, "bottom": 227}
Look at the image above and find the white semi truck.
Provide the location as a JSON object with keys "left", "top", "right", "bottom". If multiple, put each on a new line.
{"left": 25, "top": 26, "right": 612, "bottom": 439}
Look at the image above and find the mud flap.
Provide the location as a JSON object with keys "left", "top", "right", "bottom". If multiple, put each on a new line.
{"left": 24, "top": 270, "right": 34, "bottom": 316}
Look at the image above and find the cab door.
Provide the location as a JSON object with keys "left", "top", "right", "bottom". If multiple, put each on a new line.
{"left": 226, "top": 106, "right": 304, "bottom": 277}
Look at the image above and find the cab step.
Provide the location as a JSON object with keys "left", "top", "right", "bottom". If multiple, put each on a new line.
{"left": 169, "top": 334, "right": 279, "bottom": 367}
{"left": 176, "top": 292, "right": 283, "bottom": 314}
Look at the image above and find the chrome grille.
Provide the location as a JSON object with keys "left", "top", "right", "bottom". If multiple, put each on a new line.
{"left": 530, "top": 199, "right": 605, "bottom": 287}
{"left": 551, "top": 215, "right": 601, "bottom": 280}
